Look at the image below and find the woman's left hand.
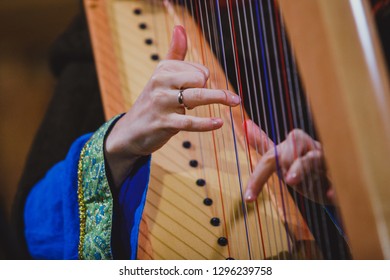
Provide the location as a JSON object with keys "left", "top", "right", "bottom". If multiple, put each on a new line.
{"left": 244, "top": 119, "right": 334, "bottom": 205}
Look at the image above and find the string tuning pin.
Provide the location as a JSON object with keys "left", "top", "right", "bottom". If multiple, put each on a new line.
{"left": 189, "top": 160, "right": 198, "bottom": 168}
{"left": 145, "top": 38, "right": 153, "bottom": 45}
{"left": 182, "top": 141, "right": 191, "bottom": 149}
{"left": 203, "top": 198, "right": 213, "bottom": 206}
{"left": 196, "top": 179, "right": 206, "bottom": 187}
{"left": 218, "top": 237, "right": 228, "bottom": 246}
{"left": 133, "top": 8, "right": 142, "bottom": 15}
{"left": 150, "top": 54, "right": 160, "bottom": 61}
{"left": 139, "top": 23, "right": 147, "bottom": 30}
{"left": 210, "top": 217, "right": 220, "bottom": 227}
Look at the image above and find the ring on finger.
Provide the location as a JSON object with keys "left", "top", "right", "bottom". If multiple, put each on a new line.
{"left": 178, "top": 89, "right": 190, "bottom": 109}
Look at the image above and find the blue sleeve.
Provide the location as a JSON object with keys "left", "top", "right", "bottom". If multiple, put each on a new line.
{"left": 24, "top": 134, "right": 92, "bottom": 259}
{"left": 115, "top": 156, "right": 151, "bottom": 260}
{"left": 24, "top": 116, "right": 151, "bottom": 260}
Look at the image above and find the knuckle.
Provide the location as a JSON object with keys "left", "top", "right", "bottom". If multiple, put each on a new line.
{"left": 202, "top": 66, "right": 210, "bottom": 79}
{"left": 159, "top": 115, "right": 177, "bottom": 132}
{"left": 307, "top": 149, "right": 322, "bottom": 160}
{"left": 287, "top": 128, "right": 304, "bottom": 140}
{"left": 150, "top": 74, "right": 163, "bottom": 88}
{"left": 165, "top": 117, "right": 192, "bottom": 131}
{"left": 221, "top": 90, "right": 229, "bottom": 104}
{"left": 150, "top": 90, "right": 167, "bottom": 105}
{"left": 195, "top": 72, "right": 207, "bottom": 87}
{"left": 193, "top": 63, "right": 210, "bottom": 78}
{"left": 180, "top": 118, "right": 193, "bottom": 130}
{"left": 279, "top": 155, "right": 290, "bottom": 167}
{"left": 263, "top": 149, "right": 276, "bottom": 165}
{"left": 193, "top": 88, "right": 203, "bottom": 102}
{"left": 156, "top": 60, "right": 166, "bottom": 70}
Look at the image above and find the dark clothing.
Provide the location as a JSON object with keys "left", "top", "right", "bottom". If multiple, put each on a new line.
{"left": 12, "top": 7, "right": 105, "bottom": 258}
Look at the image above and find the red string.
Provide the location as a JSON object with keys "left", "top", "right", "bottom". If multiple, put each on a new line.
{"left": 227, "top": 0, "right": 267, "bottom": 259}
{"left": 195, "top": 0, "right": 232, "bottom": 258}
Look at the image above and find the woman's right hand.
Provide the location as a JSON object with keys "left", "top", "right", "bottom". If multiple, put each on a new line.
{"left": 105, "top": 25, "right": 241, "bottom": 187}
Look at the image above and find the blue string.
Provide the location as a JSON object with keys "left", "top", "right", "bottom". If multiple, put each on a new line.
{"left": 254, "top": 0, "right": 292, "bottom": 255}
{"left": 216, "top": 0, "right": 252, "bottom": 259}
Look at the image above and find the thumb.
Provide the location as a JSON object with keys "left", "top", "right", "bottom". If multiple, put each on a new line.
{"left": 165, "top": 25, "right": 187, "bottom": 60}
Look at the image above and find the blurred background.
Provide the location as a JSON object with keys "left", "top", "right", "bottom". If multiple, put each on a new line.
{"left": 0, "top": 0, "right": 78, "bottom": 220}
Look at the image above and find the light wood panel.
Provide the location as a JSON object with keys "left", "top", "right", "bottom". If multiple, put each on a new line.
{"left": 278, "top": 0, "right": 390, "bottom": 259}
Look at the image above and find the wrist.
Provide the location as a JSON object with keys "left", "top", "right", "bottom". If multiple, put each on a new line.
{"left": 104, "top": 117, "right": 141, "bottom": 188}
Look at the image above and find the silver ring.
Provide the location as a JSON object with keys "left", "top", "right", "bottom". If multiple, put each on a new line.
{"left": 178, "top": 89, "right": 185, "bottom": 106}
{"left": 178, "top": 89, "right": 191, "bottom": 109}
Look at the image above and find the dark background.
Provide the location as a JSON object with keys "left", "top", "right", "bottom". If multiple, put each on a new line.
{"left": 0, "top": 0, "right": 78, "bottom": 219}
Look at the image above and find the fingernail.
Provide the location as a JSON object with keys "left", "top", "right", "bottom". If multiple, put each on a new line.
{"left": 244, "top": 189, "right": 254, "bottom": 202}
{"left": 212, "top": 118, "right": 223, "bottom": 126}
{"left": 231, "top": 94, "right": 241, "bottom": 105}
{"left": 286, "top": 172, "right": 297, "bottom": 183}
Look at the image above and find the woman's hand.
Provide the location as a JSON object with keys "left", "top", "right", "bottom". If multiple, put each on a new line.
{"left": 244, "top": 119, "right": 334, "bottom": 205}
{"left": 105, "top": 26, "right": 240, "bottom": 187}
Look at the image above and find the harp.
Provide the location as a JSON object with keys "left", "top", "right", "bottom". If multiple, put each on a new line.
{"left": 84, "top": 0, "right": 390, "bottom": 259}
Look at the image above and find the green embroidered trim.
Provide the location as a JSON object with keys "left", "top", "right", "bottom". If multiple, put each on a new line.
{"left": 77, "top": 145, "right": 87, "bottom": 259}
{"left": 77, "top": 115, "right": 122, "bottom": 260}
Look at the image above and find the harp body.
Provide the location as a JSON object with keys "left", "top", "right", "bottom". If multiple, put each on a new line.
{"left": 84, "top": 0, "right": 390, "bottom": 259}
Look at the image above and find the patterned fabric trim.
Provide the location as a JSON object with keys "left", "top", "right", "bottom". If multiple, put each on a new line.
{"left": 77, "top": 115, "right": 122, "bottom": 260}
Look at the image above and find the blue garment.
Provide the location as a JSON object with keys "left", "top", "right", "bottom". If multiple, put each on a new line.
{"left": 24, "top": 134, "right": 151, "bottom": 259}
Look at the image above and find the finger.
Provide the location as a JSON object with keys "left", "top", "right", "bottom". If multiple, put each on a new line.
{"left": 285, "top": 149, "right": 323, "bottom": 186}
{"left": 170, "top": 115, "right": 224, "bottom": 132}
{"left": 326, "top": 188, "right": 336, "bottom": 204}
{"left": 152, "top": 71, "right": 208, "bottom": 90}
{"left": 244, "top": 150, "right": 277, "bottom": 202}
{"left": 157, "top": 60, "right": 210, "bottom": 78}
{"left": 177, "top": 89, "right": 240, "bottom": 109}
{"left": 245, "top": 119, "right": 273, "bottom": 155}
{"left": 165, "top": 25, "right": 187, "bottom": 61}
{"left": 278, "top": 129, "right": 320, "bottom": 170}
{"left": 286, "top": 129, "right": 320, "bottom": 156}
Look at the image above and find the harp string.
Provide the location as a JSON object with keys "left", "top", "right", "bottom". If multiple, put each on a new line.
{"left": 267, "top": 0, "right": 308, "bottom": 258}
{"left": 245, "top": 0, "right": 279, "bottom": 259}
{"left": 173, "top": 0, "right": 236, "bottom": 258}
{"left": 195, "top": 0, "right": 236, "bottom": 258}
{"left": 153, "top": 1, "right": 219, "bottom": 258}
{"left": 198, "top": 0, "right": 244, "bottom": 257}
{"left": 239, "top": 0, "right": 270, "bottom": 260}
{"left": 202, "top": 0, "right": 248, "bottom": 259}
{"left": 226, "top": 0, "right": 260, "bottom": 259}
{"left": 278, "top": 7, "right": 334, "bottom": 258}
{"left": 214, "top": 0, "right": 245, "bottom": 259}
{"left": 173, "top": 0, "right": 222, "bottom": 257}
{"left": 272, "top": 0, "right": 318, "bottom": 258}
{"left": 207, "top": 1, "right": 243, "bottom": 259}
{"left": 155, "top": 0, "right": 286, "bottom": 259}
{"left": 253, "top": 0, "right": 294, "bottom": 256}
{"left": 206, "top": 1, "right": 243, "bottom": 259}
{"left": 275, "top": 1, "right": 308, "bottom": 259}
{"left": 186, "top": 2, "right": 296, "bottom": 256}
{"left": 183, "top": 0, "right": 227, "bottom": 259}
{"left": 269, "top": 0, "right": 330, "bottom": 258}
{"left": 277, "top": 0, "right": 348, "bottom": 259}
